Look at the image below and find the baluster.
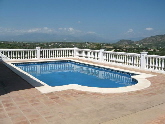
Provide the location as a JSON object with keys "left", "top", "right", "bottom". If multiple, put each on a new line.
{"left": 48, "top": 50, "right": 49, "bottom": 58}
{"left": 58, "top": 50, "right": 61, "bottom": 57}
{"left": 69, "top": 50, "right": 72, "bottom": 57}
{"left": 43, "top": 50, "right": 45, "bottom": 58}
{"left": 49, "top": 49, "right": 50, "bottom": 58}
{"left": 62, "top": 50, "right": 64, "bottom": 57}
{"left": 94, "top": 52, "right": 97, "bottom": 60}
{"left": 69, "top": 50, "right": 71, "bottom": 57}
{"left": 26, "top": 51, "right": 28, "bottom": 59}
{"left": 29, "top": 51, "right": 31, "bottom": 59}
{"left": 146, "top": 56, "right": 148, "bottom": 69}
{"left": 46, "top": 50, "right": 47, "bottom": 58}
{"left": 65, "top": 50, "right": 66, "bottom": 57}
{"left": 65, "top": 50, "right": 67, "bottom": 57}
{"left": 27, "top": 51, "right": 29, "bottom": 59}
{"left": 66, "top": 50, "right": 69, "bottom": 57}
{"left": 20, "top": 51, "right": 22, "bottom": 59}
{"left": 53, "top": 50, "right": 55, "bottom": 58}
{"left": 150, "top": 57, "right": 153, "bottom": 70}
{"left": 109, "top": 53, "right": 111, "bottom": 62}
{"left": 112, "top": 54, "right": 114, "bottom": 62}
{"left": 7, "top": 51, "right": 9, "bottom": 58}
{"left": 53, "top": 49, "right": 55, "bottom": 58}
{"left": 12, "top": 51, "right": 15, "bottom": 59}
{"left": 18, "top": 51, "right": 20, "bottom": 59}
{"left": 63, "top": 50, "right": 65, "bottom": 57}
{"left": 60, "top": 50, "right": 62, "bottom": 57}
{"left": 158, "top": 58, "right": 161, "bottom": 71}
{"left": 56, "top": 50, "right": 58, "bottom": 57}
{"left": 58, "top": 50, "right": 60, "bottom": 57}
{"left": 46, "top": 50, "right": 48, "bottom": 58}
{"left": 155, "top": 57, "right": 158, "bottom": 70}
{"left": 135, "top": 55, "right": 138, "bottom": 67}
{"left": 28, "top": 51, "right": 30, "bottom": 59}
{"left": 54, "top": 50, "right": 56, "bottom": 58}
{"left": 50, "top": 50, "right": 52, "bottom": 58}
{"left": 131, "top": 56, "right": 134, "bottom": 66}
{"left": 68, "top": 50, "right": 70, "bottom": 57}
{"left": 15, "top": 51, "right": 18, "bottom": 59}
{"left": 109, "top": 53, "right": 112, "bottom": 62}
{"left": 162, "top": 58, "right": 165, "bottom": 71}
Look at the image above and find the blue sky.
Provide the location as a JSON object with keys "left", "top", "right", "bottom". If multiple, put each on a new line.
{"left": 0, "top": 0, "right": 165, "bottom": 41}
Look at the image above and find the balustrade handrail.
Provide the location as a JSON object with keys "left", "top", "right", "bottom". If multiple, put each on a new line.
{"left": 41, "top": 48, "right": 75, "bottom": 50}
{"left": 0, "top": 47, "right": 164, "bottom": 73}
{"left": 0, "top": 49, "right": 36, "bottom": 51}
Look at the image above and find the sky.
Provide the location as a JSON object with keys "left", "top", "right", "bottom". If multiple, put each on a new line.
{"left": 0, "top": 0, "right": 165, "bottom": 41}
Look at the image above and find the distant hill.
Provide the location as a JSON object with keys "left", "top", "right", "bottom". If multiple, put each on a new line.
{"left": 136, "top": 34, "right": 165, "bottom": 48}
{"left": 115, "top": 34, "right": 165, "bottom": 48}
{"left": 0, "top": 32, "right": 111, "bottom": 43}
{"left": 115, "top": 39, "right": 134, "bottom": 45}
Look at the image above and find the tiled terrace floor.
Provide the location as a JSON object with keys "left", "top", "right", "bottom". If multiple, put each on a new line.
{"left": 0, "top": 61, "right": 165, "bottom": 124}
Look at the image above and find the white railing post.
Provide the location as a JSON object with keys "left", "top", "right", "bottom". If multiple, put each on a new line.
{"left": 36, "top": 47, "right": 40, "bottom": 59}
{"left": 74, "top": 47, "right": 78, "bottom": 58}
{"left": 99, "top": 49, "right": 104, "bottom": 62}
{"left": 140, "top": 52, "right": 148, "bottom": 69}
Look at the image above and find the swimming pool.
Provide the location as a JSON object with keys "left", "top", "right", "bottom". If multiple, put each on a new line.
{"left": 14, "top": 60, "right": 137, "bottom": 88}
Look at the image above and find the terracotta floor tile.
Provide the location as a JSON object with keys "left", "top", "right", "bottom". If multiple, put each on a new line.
{"left": 22, "top": 108, "right": 37, "bottom": 114}
{"left": 1, "top": 98, "right": 13, "bottom": 103}
{"left": 11, "top": 115, "right": 28, "bottom": 123}
{"left": 13, "top": 120, "right": 30, "bottom": 124}
{"left": 27, "top": 99, "right": 40, "bottom": 104}
{"left": 12, "top": 97, "right": 25, "bottom": 102}
{"left": 0, "top": 113, "right": 8, "bottom": 119}
{"left": 18, "top": 104, "right": 33, "bottom": 111}
{"left": 38, "top": 109, "right": 56, "bottom": 117}
{"left": 2, "top": 102, "right": 16, "bottom": 108}
{"left": 29, "top": 117, "right": 48, "bottom": 124}
{"left": 0, "top": 108, "right": 5, "bottom": 114}
{"left": 5, "top": 106, "right": 18, "bottom": 111}
{"left": 0, "top": 103, "right": 3, "bottom": 109}
{"left": 0, "top": 118, "right": 12, "bottom": 124}
{"left": 23, "top": 111, "right": 42, "bottom": 120}
{"left": 48, "top": 119, "right": 66, "bottom": 124}
{"left": 6, "top": 109, "right": 23, "bottom": 118}
{"left": 5, "top": 106, "right": 23, "bottom": 117}
{"left": 45, "top": 115, "right": 62, "bottom": 122}
{"left": 15, "top": 101, "right": 29, "bottom": 106}
{"left": 31, "top": 102, "right": 46, "bottom": 109}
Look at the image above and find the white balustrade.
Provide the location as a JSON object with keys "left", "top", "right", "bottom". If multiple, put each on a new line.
{"left": 40, "top": 48, "right": 74, "bottom": 59}
{"left": 146, "top": 55, "right": 165, "bottom": 72}
{"left": 0, "top": 49, "right": 37, "bottom": 60}
{"left": 0, "top": 47, "right": 165, "bottom": 73}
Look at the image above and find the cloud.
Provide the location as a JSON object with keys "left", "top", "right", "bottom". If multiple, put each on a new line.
{"left": 77, "top": 21, "right": 81, "bottom": 24}
{"left": 0, "top": 27, "right": 98, "bottom": 37}
{"left": 87, "top": 31, "right": 96, "bottom": 34}
{"left": 127, "top": 29, "right": 134, "bottom": 33}
{"left": 27, "top": 28, "right": 41, "bottom": 33}
{"left": 145, "top": 28, "right": 153, "bottom": 31}
{"left": 0, "top": 27, "right": 56, "bottom": 35}
{"left": 58, "top": 27, "right": 81, "bottom": 35}
{"left": 68, "top": 28, "right": 74, "bottom": 32}
{"left": 27, "top": 27, "right": 53, "bottom": 33}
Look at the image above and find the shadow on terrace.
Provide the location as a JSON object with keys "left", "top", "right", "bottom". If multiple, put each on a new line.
{"left": 0, "top": 62, "right": 34, "bottom": 96}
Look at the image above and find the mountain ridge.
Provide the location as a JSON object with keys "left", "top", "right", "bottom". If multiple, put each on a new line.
{"left": 115, "top": 34, "right": 165, "bottom": 48}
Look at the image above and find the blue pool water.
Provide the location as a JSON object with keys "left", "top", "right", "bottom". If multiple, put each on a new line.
{"left": 13, "top": 60, "right": 138, "bottom": 88}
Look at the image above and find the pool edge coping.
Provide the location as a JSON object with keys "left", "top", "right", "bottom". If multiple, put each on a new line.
{"left": 3, "top": 59, "right": 156, "bottom": 94}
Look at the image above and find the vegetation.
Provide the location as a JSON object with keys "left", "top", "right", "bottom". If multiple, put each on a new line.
{"left": 0, "top": 34, "right": 165, "bottom": 56}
